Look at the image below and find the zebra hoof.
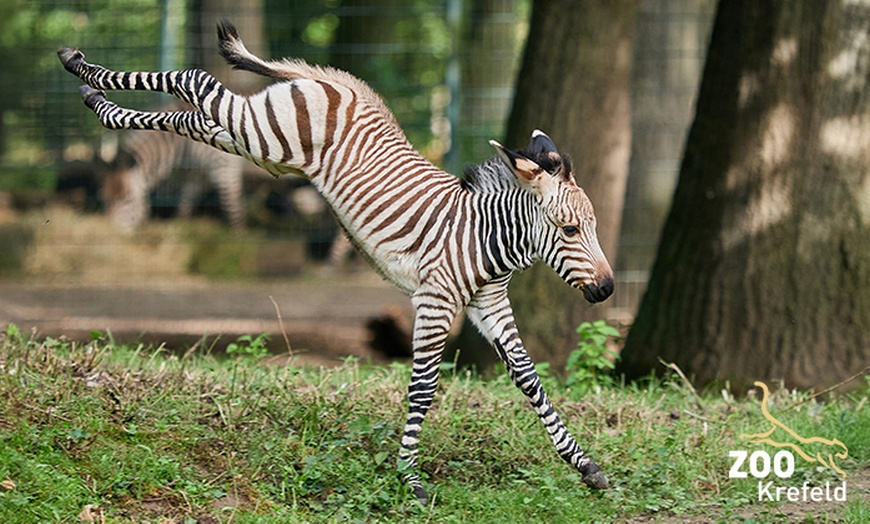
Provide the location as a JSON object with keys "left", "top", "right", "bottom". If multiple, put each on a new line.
{"left": 79, "top": 85, "right": 106, "bottom": 108}
{"left": 412, "top": 484, "right": 429, "bottom": 505}
{"left": 57, "top": 47, "right": 84, "bottom": 72}
{"left": 581, "top": 468, "right": 609, "bottom": 490}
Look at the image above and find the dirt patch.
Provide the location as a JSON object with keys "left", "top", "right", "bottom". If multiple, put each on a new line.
{"left": 0, "top": 272, "right": 413, "bottom": 364}
{"left": 21, "top": 207, "right": 193, "bottom": 281}
{"left": 0, "top": 207, "right": 417, "bottom": 363}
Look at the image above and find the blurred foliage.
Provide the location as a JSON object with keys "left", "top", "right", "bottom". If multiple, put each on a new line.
{"left": 265, "top": 0, "right": 454, "bottom": 161}
{"left": 0, "top": 0, "right": 164, "bottom": 191}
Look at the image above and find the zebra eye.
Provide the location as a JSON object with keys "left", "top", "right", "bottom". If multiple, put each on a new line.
{"left": 562, "top": 225, "right": 580, "bottom": 237}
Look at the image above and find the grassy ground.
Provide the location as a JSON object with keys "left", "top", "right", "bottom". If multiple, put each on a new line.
{"left": 0, "top": 326, "right": 867, "bottom": 523}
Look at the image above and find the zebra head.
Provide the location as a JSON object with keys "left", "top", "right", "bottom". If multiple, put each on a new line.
{"left": 491, "top": 130, "right": 614, "bottom": 303}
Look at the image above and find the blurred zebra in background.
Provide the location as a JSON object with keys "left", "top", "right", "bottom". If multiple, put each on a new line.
{"left": 104, "top": 124, "right": 354, "bottom": 266}
{"left": 103, "top": 124, "right": 247, "bottom": 232}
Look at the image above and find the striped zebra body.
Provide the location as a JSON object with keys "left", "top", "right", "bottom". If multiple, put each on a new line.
{"left": 58, "top": 21, "right": 614, "bottom": 503}
{"left": 105, "top": 129, "right": 246, "bottom": 232}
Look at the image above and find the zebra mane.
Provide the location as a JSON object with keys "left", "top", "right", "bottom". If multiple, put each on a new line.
{"left": 461, "top": 156, "right": 520, "bottom": 193}
{"left": 217, "top": 20, "right": 401, "bottom": 132}
{"left": 461, "top": 149, "right": 574, "bottom": 193}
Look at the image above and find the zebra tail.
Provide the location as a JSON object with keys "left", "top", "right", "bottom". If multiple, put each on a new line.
{"left": 217, "top": 19, "right": 284, "bottom": 79}
{"left": 216, "top": 19, "right": 402, "bottom": 131}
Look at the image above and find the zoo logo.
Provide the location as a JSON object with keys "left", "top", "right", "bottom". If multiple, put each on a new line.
{"left": 728, "top": 381, "right": 848, "bottom": 502}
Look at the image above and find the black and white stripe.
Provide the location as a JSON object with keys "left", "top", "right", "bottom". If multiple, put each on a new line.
{"left": 58, "top": 20, "right": 615, "bottom": 503}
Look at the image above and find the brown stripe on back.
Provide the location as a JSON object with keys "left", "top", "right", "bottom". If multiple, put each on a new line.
{"left": 291, "top": 83, "right": 313, "bottom": 166}
{"left": 238, "top": 99, "right": 251, "bottom": 151}
{"left": 225, "top": 94, "right": 237, "bottom": 142}
{"left": 315, "top": 81, "right": 340, "bottom": 166}
{"left": 247, "top": 99, "right": 269, "bottom": 160}
{"left": 340, "top": 92, "right": 371, "bottom": 171}
{"left": 316, "top": 85, "right": 355, "bottom": 187}
{"left": 264, "top": 92, "right": 293, "bottom": 163}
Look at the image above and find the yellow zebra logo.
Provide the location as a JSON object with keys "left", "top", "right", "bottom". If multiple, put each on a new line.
{"left": 740, "top": 381, "right": 848, "bottom": 477}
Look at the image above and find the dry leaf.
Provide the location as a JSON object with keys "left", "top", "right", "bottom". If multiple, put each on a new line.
{"left": 78, "top": 504, "right": 105, "bottom": 523}
{"left": 0, "top": 480, "right": 14, "bottom": 491}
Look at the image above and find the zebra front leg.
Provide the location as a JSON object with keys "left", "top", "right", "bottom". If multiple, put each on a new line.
{"left": 466, "top": 278, "right": 608, "bottom": 490}
{"left": 399, "top": 294, "right": 457, "bottom": 504}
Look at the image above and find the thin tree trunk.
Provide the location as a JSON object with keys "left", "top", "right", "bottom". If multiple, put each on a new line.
{"left": 619, "top": 0, "right": 870, "bottom": 391}
{"left": 329, "top": 0, "right": 400, "bottom": 80}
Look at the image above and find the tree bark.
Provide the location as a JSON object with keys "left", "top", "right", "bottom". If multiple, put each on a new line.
{"left": 619, "top": 0, "right": 870, "bottom": 390}
{"left": 618, "top": 0, "right": 716, "bottom": 312}
{"left": 452, "top": 0, "right": 639, "bottom": 373}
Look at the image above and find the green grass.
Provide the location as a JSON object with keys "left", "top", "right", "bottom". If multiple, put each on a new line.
{"left": 0, "top": 326, "right": 867, "bottom": 523}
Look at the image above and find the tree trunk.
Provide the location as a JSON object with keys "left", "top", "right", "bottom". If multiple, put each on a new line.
{"left": 617, "top": 0, "right": 716, "bottom": 317}
{"left": 451, "top": 0, "right": 639, "bottom": 373}
{"left": 619, "top": 0, "right": 870, "bottom": 391}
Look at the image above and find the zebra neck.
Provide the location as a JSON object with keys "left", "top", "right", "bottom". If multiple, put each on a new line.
{"left": 475, "top": 189, "right": 541, "bottom": 276}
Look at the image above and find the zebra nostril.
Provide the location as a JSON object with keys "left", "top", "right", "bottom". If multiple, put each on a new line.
{"left": 599, "top": 275, "right": 614, "bottom": 298}
{"left": 582, "top": 275, "right": 614, "bottom": 304}
{"left": 582, "top": 283, "right": 600, "bottom": 303}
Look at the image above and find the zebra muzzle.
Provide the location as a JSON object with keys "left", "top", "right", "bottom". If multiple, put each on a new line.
{"left": 582, "top": 274, "right": 614, "bottom": 303}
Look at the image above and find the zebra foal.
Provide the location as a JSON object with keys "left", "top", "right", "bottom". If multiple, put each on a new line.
{"left": 58, "top": 20, "right": 614, "bottom": 503}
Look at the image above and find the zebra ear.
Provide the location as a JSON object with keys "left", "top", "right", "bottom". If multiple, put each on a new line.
{"left": 527, "top": 129, "right": 558, "bottom": 156}
{"left": 489, "top": 140, "right": 545, "bottom": 185}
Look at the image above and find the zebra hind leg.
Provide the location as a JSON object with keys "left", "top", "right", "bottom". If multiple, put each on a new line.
{"left": 58, "top": 47, "right": 214, "bottom": 110}
{"left": 77, "top": 86, "right": 129, "bottom": 130}
{"left": 74, "top": 84, "right": 244, "bottom": 161}
{"left": 58, "top": 48, "right": 254, "bottom": 161}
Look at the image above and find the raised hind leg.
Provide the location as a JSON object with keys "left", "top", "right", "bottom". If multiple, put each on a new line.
{"left": 59, "top": 49, "right": 293, "bottom": 177}
{"left": 77, "top": 86, "right": 245, "bottom": 157}
{"left": 58, "top": 44, "right": 240, "bottom": 152}
{"left": 466, "top": 277, "right": 608, "bottom": 489}
{"left": 58, "top": 48, "right": 221, "bottom": 111}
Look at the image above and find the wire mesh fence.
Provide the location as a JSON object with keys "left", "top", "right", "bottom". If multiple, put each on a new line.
{"left": 613, "top": 0, "right": 716, "bottom": 319}
{"left": 0, "top": 0, "right": 715, "bottom": 321}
